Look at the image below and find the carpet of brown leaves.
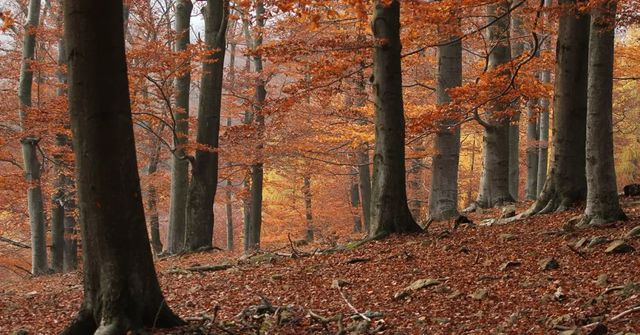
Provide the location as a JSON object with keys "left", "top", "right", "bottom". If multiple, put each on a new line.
{"left": 1, "top": 205, "right": 639, "bottom": 334}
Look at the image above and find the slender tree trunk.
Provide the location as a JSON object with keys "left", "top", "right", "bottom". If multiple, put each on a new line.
{"left": 536, "top": 71, "right": 550, "bottom": 195}
{"left": 535, "top": 0, "right": 552, "bottom": 197}
{"left": 350, "top": 172, "right": 362, "bottom": 232}
{"left": 408, "top": 158, "right": 423, "bottom": 220}
{"left": 368, "top": 0, "right": 422, "bottom": 237}
{"left": 476, "top": 1, "right": 514, "bottom": 208}
{"left": 244, "top": 1, "right": 266, "bottom": 251}
{"left": 62, "top": 1, "right": 183, "bottom": 332}
{"left": 18, "top": 0, "right": 47, "bottom": 276}
{"left": 429, "top": 29, "right": 462, "bottom": 220}
{"left": 146, "top": 125, "right": 164, "bottom": 254}
{"left": 303, "top": 175, "right": 313, "bottom": 241}
{"left": 509, "top": 11, "right": 526, "bottom": 201}
{"left": 167, "top": 0, "right": 192, "bottom": 254}
{"left": 526, "top": 0, "right": 589, "bottom": 215}
{"left": 357, "top": 148, "right": 371, "bottom": 232}
{"left": 184, "top": 0, "right": 228, "bottom": 252}
{"left": 525, "top": 99, "right": 539, "bottom": 200}
{"left": 225, "top": 119, "right": 234, "bottom": 250}
{"left": 582, "top": 0, "right": 626, "bottom": 225}
{"left": 51, "top": 7, "right": 68, "bottom": 273}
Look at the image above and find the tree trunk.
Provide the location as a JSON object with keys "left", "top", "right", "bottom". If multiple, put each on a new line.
{"left": 18, "top": 0, "right": 48, "bottom": 276}
{"left": 428, "top": 31, "right": 462, "bottom": 221}
{"left": 526, "top": 0, "right": 589, "bottom": 215}
{"left": 51, "top": 8, "right": 69, "bottom": 273}
{"left": 408, "top": 158, "right": 423, "bottom": 220}
{"left": 303, "top": 175, "right": 313, "bottom": 241}
{"left": 368, "top": 0, "right": 422, "bottom": 237}
{"left": 146, "top": 125, "right": 164, "bottom": 254}
{"left": 350, "top": 173, "right": 362, "bottom": 232}
{"left": 509, "top": 11, "right": 526, "bottom": 201}
{"left": 244, "top": 1, "right": 266, "bottom": 251}
{"left": 225, "top": 119, "right": 234, "bottom": 251}
{"left": 536, "top": 72, "right": 550, "bottom": 196}
{"left": 167, "top": 0, "right": 192, "bottom": 254}
{"left": 476, "top": 1, "right": 514, "bottom": 208}
{"left": 62, "top": 0, "right": 183, "bottom": 332}
{"left": 582, "top": 0, "right": 626, "bottom": 225}
{"left": 358, "top": 148, "right": 372, "bottom": 233}
{"left": 525, "top": 100, "right": 539, "bottom": 200}
{"left": 184, "top": 0, "right": 228, "bottom": 252}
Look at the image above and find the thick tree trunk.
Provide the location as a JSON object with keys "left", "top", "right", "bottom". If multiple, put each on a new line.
{"left": 184, "top": 0, "right": 228, "bottom": 252}
{"left": 167, "top": 0, "right": 192, "bottom": 254}
{"left": 18, "top": 0, "right": 48, "bottom": 276}
{"left": 303, "top": 175, "right": 313, "bottom": 241}
{"left": 476, "top": 1, "right": 514, "bottom": 208}
{"left": 368, "top": 0, "right": 422, "bottom": 237}
{"left": 428, "top": 32, "right": 462, "bottom": 221}
{"left": 62, "top": 1, "right": 183, "bottom": 333}
{"left": 526, "top": 0, "right": 589, "bottom": 215}
{"left": 582, "top": 1, "right": 626, "bottom": 225}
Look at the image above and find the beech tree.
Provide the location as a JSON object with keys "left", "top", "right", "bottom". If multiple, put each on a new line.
{"left": 476, "top": 1, "right": 514, "bottom": 208}
{"left": 167, "top": 0, "right": 193, "bottom": 254}
{"left": 368, "top": 0, "right": 422, "bottom": 237}
{"left": 18, "top": 0, "right": 48, "bottom": 276}
{"left": 62, "top": 0, "right": 183, "bottom": 333}
{"left": 525, "top": 0, "right": 589, "bottom": 215}
{"left": 185, "top": 0, "right": 229, "bottom": 252}
{"left": 428, "top": 19, "right": 462, "bottom": 221}
{"left": 581, "top": 0, "right": 626, "bottom": 225}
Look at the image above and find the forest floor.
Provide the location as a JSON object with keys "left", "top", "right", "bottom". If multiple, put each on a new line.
{"left": 1, "top": 202, "right": 640, "bottom": 335}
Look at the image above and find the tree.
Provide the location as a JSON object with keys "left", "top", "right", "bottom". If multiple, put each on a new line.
{"left": 167, "top": 0, "right": 193, "bottom": 254}
{"left": 368, "top": 0, "right": 422, "bottom": 237}
{"left": 18, "top": 0, "right": 48, "bottom": 276}
{"left": 525, "top": 0, "right": 589, "bottom": 215}
{"left": 243, "top": 0, "right": 267, "bottom": 251}
{"left": 184, "top": 0, "right": 229, "bottom": 252}
{"left": 61, "top": 0, "right": 183, "bottom": 333}
{"left": 428, "top": 19, "right": 462, "bottom": 221}
{"left": 476, "top": 1, "right": 515, "bottom": 208}
{"left": 581, "top": 0, "right": 626, "bottom": 225}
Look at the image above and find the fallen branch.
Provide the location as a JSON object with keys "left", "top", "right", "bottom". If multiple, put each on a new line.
{"left": 336, "top": 285, "right": 371, "bottom": 322}
{"left": 0, "top": 236, "right": 30, "bottom": 249}
{"left": 167, "top": 264, "right": 232, "bottom": 274}
{"left": 601, "top": 285, "right": 625, "bottom": 295}
{"left": 611, "top": 305, "right": 640, "bottom": 321}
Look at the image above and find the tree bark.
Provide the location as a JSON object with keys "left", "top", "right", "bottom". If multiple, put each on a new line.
{"left": 357, "top": 148, "right": 371, "bottom": 232}
{"left": 146, "top": 125, "right": 164, "bottom": 254}
{"left": 582, "top": 0, "right": 626, "bottom": 225}
{"left": 509, "top": 11, "right": 526, "bottom": 201}
{"left": 184, "top": 0, "right": 228, "bottom": 252}
{"left": 428, "top": 30, "right": 462, "bottom": 221}
{"left": 350, "top": 173, "right": 362, "bottom": 232}
{"left": 167, "top": 0, "right": 192, "bottom": 254}
{"left": 535, "top": 0, "right": 552, "bottom": 197}
{"left": 62, "top": 0, "right": 183, "bottom": 332}
{"left": 18, "top": 0, "right": 48, "bottom": 276}
{"left": 476, "top": 1, "right": 514, "bottom": 208}
{"left": 225, "top": 119, "right": 234, "bottom": 250}
{"left": 303, "top": 175, "right": 313, "bottom": 241}
{"left": 244, "top": 1, "right": 266, "bottom": 251}
{"left": 525, "top": 99, "right": 539, "bottom": 200}
{"left": 526, "top": 0, "right": 589, "bottom": 215}
{"left": 368, "top": 0, "right": 422, "bottom": 237}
